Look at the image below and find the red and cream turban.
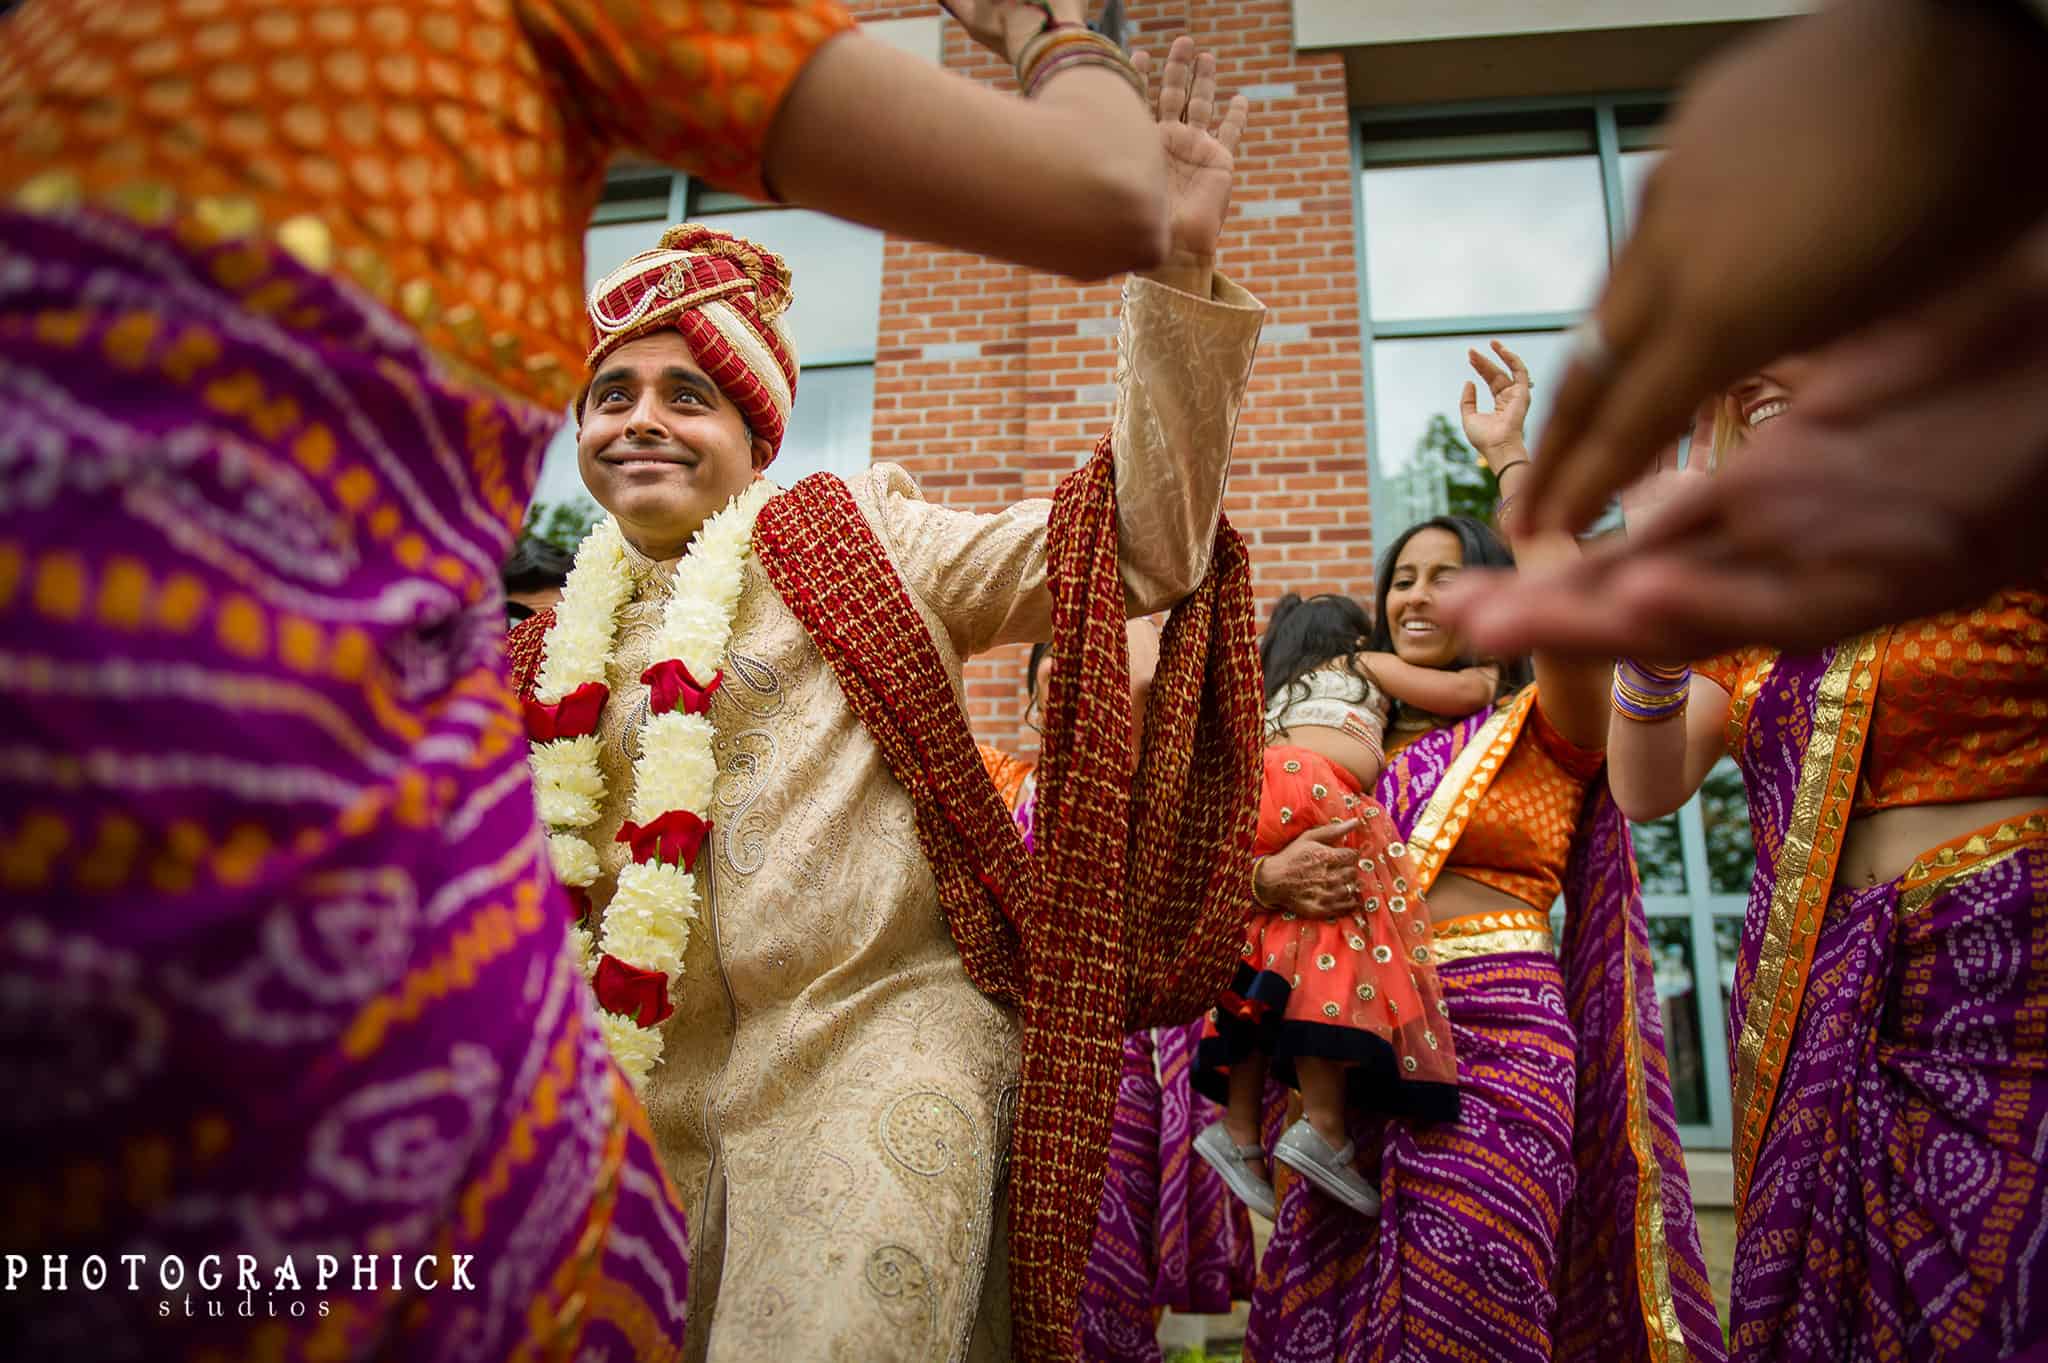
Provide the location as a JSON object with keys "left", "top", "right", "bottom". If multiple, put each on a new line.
{"left": 584, "top": 223, "right": 799, "bottom": 458}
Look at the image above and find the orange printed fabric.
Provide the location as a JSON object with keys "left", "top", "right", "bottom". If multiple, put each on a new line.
{"left": 1699, "top": 588, "right": 2048, "bottom": 811}
{"left": 1446, "top": 702, "right": 1605, "bottom": 913}
{"left": 0, "top": 0, "right": 857, "bottom": 411}
{"left": 1696, "top": 645, "right": 1777, "bottom": 754}
{"left": 1860, "top": 586, "right": 2048, "bottom": 808}
{"left": 979, "top": 743, "right": 1038, "bottom": 814}
{"left": 1218, "top": 745, "right": 1458, "bottom": 1111}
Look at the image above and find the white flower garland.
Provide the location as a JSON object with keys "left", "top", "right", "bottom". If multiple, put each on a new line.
{"left": 529, "top": 479, "right": 777, "bottom": 1090}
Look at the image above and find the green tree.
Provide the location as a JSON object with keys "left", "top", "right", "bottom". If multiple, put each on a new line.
{"left": 1416, "top": 412, "right": 1500, "bottom": 523}
{"left": 523, "top": 498, "right": 601, "bottom": 554}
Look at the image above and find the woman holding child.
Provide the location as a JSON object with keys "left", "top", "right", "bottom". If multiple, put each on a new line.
{"left": 1242, "top": 345, "right": 1725, "bottom": 1363}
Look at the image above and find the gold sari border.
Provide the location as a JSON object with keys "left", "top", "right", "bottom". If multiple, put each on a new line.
{"left": 1615, "top": 844, "right": 1687, "bottom": 1361}
{"left": 1429, "top": 908, "right": 1553, "bottom": 963}
{"left": 1901, "top": 809, "right": 2048, "bottom": 897}
{"left": 1408, "top": 689, "right": 1534, "bottom": 897}
{"left": 1731, "top": 629, "right": 1887, "bottom": 1209}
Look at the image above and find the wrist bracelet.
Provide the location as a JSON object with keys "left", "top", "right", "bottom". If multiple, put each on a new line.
{"left": 1623, "top": 656, "right": 1690, "bottom": 681}
{"left": 1611, "top": 657, "right": 1691, "bottom": 723}
{"left": 1017, "top": 27, "right": 1145, "bottom": 103}
{"left": 1492, "top": 458, "right": 1531, "bottom": 482}
{"left": 1250, "top": 854, "right": 1275, "bottom": 909}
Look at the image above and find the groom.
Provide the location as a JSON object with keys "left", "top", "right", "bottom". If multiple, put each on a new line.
{"left": 511, "top": 37, "right": 1264, "bottom": 1363}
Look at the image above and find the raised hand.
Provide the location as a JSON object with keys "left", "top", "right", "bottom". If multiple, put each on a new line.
{"left": 1132, "top": 36, "right": 1249, "bottom": 290}
{"left": 1444, "top": 222, "right": 2048, "bottom": 660}
{"left": 1511, "top": 0, "right": 2048, "bottom": 536}
{"left": 939, "top": 0, "right": 1087, "bottom": 61}
{"left": 1458, "top": 341, "right": 1532, "bottom": 470}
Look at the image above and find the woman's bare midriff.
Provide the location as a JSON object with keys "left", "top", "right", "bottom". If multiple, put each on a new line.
{"left": 1840, "top": 793, "right": 2047, "bottom": 888}
{"left": 1423, "top": 869, "right": 1539, "bottom": 926}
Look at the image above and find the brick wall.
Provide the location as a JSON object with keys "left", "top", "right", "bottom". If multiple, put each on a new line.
{"left": 845, "top": 0, "right": 1374, "bottom": 754}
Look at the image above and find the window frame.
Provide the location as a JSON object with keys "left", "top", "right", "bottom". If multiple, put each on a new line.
{"left": 1352, "top": 95, "right": 1744, "bottom": 1149}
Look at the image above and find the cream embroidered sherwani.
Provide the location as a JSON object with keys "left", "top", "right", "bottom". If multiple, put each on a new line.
{"left": 578, "top": 274, "right": 1263, "bottom": 1362}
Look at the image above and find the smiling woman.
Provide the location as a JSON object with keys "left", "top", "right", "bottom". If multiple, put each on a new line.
{"left": 1242, "top": 339, "right": 1723, "bottom": 1363}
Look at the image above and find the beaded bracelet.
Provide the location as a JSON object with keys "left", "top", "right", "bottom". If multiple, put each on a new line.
{"left": 1612, "top": 656, "right": 1691, "bottom": 723}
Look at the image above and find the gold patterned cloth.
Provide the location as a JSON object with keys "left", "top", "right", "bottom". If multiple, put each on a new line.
{"left": 516, "top": 273, "right": 1263, "bottom": 1360}
{"left": 1428, "top": 907, "right": 1556, "bottom": 963}
{"left": 1, "top": 0, "right": 859, "bottom": 411}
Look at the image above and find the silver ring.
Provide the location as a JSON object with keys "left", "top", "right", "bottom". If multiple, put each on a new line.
{"left": 1566, "top": 316, "right": 1615, "bottom": 380}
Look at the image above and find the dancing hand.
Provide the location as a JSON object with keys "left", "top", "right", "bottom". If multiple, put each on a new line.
{"left": 1516, "top": 0, "right": 2048, "bottom": 535}
{"left": 939, "top": 0, "right": 1087, "bottom": 61}
{"left": 1255, "top": 820, "right": 1361, "bottom": 921}
{"left": 1132, "top": 36, "right": 1249, "bottom": 293}
{"left": 1442, "top": 228, "right": 2048, "bottom": 658}
{"left": 1458, "top": 341, "right": 1533, "bottom": 472}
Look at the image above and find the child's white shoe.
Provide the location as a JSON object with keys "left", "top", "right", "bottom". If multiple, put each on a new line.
{"left": 1193, "top": 1122, "right": 1277, "bottom": 1219}
{"left": 1273, "top": 1118, "right": 1381, "bottom": 1217}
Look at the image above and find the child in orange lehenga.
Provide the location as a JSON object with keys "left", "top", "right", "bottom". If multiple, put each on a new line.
{"left": 1194, "top": 594, "right": 1496, "bottom": 1218}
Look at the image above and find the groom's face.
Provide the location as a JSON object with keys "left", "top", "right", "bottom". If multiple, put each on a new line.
{"left": 577, "top": 331, "right": 770, "bottom": 554}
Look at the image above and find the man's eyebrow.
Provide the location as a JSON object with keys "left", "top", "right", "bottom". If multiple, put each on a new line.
{"left": 588, "top": 365, "right": 723, "bottom": 406}
{"left": 661, "top": 367, "right": 721, "bottom": 402}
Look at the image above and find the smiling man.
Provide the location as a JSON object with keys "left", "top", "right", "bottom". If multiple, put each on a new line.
{"left": 507, "top": 40, "right": 1267, "bottom": 1363}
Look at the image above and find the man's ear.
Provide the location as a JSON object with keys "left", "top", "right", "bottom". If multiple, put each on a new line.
{"left": 750, "top": 434, "right": 774, "bottom": 472}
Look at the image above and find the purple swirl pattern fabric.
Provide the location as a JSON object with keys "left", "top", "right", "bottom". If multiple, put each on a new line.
{"left": 0, "top": 206, "right": 689, "bottom": 1361}
{"left": 1723, "top": 645, "right": 2048, "bottom": 1362}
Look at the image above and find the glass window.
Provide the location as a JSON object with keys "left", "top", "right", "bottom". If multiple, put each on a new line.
{"left": 584, "top": 219, "right": 671, "bottom": 288}
{"left": 1362, "top": 156, "right": 1608, "bottom": 321}
{"left": 1619, "top": 150, "right": 1660, "bottom": 233}
{"left": 1713, "top": 915, "right": 1743, "bottom": 1022}
{"left": 1650, "top": 917, "right": 1710, "bottom": 1126}
{"left": 775, "top": 364, "right": 876, "bottom": 485}
{"left": 1368, "top": 330, "right": 1573, "bottom": 529}
{"left": 1358, "top": 98, "right": 1748, "bottom": 1147}
{"left": 530, "top": 422, "right": 591, "bottom": 524}
{"left": 1631, "top": 814, "right": 1687, "bottom": 896}
{"left": 688, "top": 208, "right": 885, "bottom": 366}
{"left": 1701, "top": 758, "right": 1757, "bottom": 895}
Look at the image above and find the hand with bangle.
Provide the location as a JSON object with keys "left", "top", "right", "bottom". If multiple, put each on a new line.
{"left": 1458, "top": 340, "right": 1536, "bottom": 526}
{"left": 939, "top": 1, "right": 1145, "bottom": 101}
{"left": 1612, "top": 656, "right": 1691, "bottom": 723}
{"left": 1251, "top": 819, "right": 1362, "bottom": 920}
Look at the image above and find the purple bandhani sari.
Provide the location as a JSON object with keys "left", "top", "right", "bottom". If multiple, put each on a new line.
{"left": 0, "top": 207, "right": 688, "bottom": 1358}
{"left": 1245, "top": 689, "right": 1723, "bottom": 1363}
{"left": 1018, "top": 791, "right": 1255, "bottom": 1362}
{"left": 1723, "top": 636, "right": 2048, "bottom": 1361}
{"left": 1074, "top": 1020, "right": 1259, "bottom": 1362}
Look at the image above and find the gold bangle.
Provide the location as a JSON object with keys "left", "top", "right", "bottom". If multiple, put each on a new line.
{"left": 1612, "top": 694, "right": 1689, "bottom": 723}
{"left": 1250, "top": 854, "right": 1275, "bottom": 909}
{"left": 1622, "top": 656, "right": 1692, "bottom": 682}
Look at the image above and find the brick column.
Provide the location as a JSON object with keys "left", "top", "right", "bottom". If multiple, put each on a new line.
{"left": 845, "top": 0, "right": 1376, "bottom": 753}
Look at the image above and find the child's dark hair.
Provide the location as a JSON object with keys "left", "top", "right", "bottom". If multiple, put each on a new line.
{"left": 1260, "top": 593, "right": 1376, "bottom": 711}
{"left": 1367, "top": 515, "right": 1531, "bottom": 713}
